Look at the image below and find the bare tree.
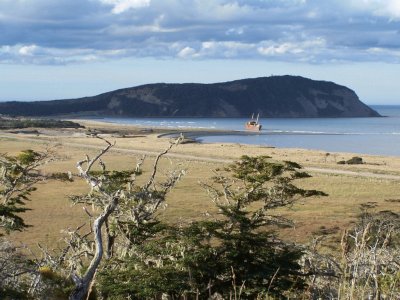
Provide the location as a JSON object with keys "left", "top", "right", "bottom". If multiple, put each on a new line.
{"left": 0, "top": 238, "right": 33, "bottom": 296}
{"left": 44, "top": 137, "right": 185, "bottom": 300}
{"left": 302, "top": 210, "right": 400, "bottom": 300}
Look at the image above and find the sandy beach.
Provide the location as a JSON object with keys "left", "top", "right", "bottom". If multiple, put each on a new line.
{"left": 67, "top": 119, "right": 400, "bottom": 175}
{"left": 1, "top": 119, "right": 400, "bottom": 249}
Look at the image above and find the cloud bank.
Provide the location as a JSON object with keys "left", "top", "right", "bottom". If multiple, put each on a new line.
{"left": 1, "top": 0, "right": 400, "bottom": 64}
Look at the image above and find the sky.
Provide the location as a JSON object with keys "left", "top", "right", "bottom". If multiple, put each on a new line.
{"left": 1, "top": 0, "right": 400, "bottom": 104}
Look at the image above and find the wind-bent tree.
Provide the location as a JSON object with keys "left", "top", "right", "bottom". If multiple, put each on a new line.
{"left": 41, "top": 137, "right": 184, "bottom": 300}
{"left": 0, "top": 148, "right": 57, "bottom": 298}
{"left": 0, "top": 149, "right": 56, "bottom": 235}
{"left": 196, "top": 155, "right": 327, "bottom": 297}
{"left": 97, "top": 155, "right": 327, "bottom": 299}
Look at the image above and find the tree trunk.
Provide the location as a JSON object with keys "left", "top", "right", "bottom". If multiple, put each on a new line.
{"left": 69, "top": 197, "right": 118, "bottom": 300}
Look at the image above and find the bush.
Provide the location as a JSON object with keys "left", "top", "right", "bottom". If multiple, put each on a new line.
{"left": 337, "top": 157, "right": 364, "bottom": 165}
{"left": 98, "top": 155, "right": 327, "bottom": 299}
{"left": 346, "top": 156, "right": 363, "bottom": 164}
{"left": 0, "top": 117, "right": 83, "bottom": 129}
{"left": 303, "top": 210, "right": 400, "bottom": 299}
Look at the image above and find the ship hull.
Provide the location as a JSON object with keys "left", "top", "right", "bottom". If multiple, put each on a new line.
{"left": 245, "top": 124, "right": 262, "bottom": 131}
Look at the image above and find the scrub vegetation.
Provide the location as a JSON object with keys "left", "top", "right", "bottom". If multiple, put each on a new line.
{"left": 1, "top": 137, "right": 399, "bottom": 299}
{"left": 0, "top": 117, "right": 83, "bottom": 130}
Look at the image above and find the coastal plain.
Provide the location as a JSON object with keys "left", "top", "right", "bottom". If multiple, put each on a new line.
{"left": 1, "top": 120, "right": 400, "bottom": 250}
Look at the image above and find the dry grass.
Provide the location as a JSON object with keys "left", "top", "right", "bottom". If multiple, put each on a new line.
{"left": 1, "top": 127, "right": 399, "bottom": 251}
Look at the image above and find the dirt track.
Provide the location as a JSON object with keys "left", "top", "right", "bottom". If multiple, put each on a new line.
{"left": 2, "top": 132, "right": 400, "bottom": 181}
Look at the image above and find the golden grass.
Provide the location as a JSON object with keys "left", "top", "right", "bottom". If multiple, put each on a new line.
{"left": 1, "top": 127, "right": 399, "bottom": 250}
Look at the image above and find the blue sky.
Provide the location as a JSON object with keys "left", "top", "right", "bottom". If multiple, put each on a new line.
{"left": 1, "top": 0, "right": 400, "bottom": 104}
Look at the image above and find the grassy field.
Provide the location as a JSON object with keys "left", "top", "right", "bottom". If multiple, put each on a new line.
{"left": 1, "top": 126, "right": 399, "bottom": 251}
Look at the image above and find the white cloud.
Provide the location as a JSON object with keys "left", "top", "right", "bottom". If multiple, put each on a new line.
{"left": 347, "top": 0, "right": 400, "bottom": 19}
{"left": 177, "top": 46, "right": 196, "bottom": 58}
{"left": 258, "top": 38, "right": 326, "bottom": 58}
{"left": 1, "top": 0, "right": 400, "bottom": 65}
{"left": 367, "top": 46, "right": 400, "bottom": 59}
{"left": 18, "top": 45, "right": 38, "bottom": 56}
{"left": 0, "top": 44, "right": 132, "bottom": 64}
{"left": 226, "top": 27, "right": 245, "bottom": 36}
{"left": 99, "top": 0, "right": 150, "bottom": 14}
{"left": 375, "top": 0, "right": 400, "bottom": 19}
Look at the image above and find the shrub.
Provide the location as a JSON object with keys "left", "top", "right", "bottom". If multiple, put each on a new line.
{"left": 346, "top": 156, "right": 363, "bottom": 164}
{"left": 98, "top": 155, "right": 327, "bottom": 299}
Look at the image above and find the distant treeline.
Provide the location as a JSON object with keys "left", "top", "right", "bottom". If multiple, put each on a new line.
{"left": 0, "top": 117, "right": 83, "bottom": 129}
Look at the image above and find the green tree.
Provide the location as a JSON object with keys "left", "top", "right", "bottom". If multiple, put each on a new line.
{"left": 0, "top": 149, "right": 55, "bottom": 235}
{"left": 193, "top": 155, "right": 326, "bottom": 298}
{"left": 98, "top": 155, "right": 327, "bottom": 299}
{"left": 0, "top": 148, "right": 58, "bottom": 298}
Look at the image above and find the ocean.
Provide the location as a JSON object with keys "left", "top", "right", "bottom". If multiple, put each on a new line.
{"left": 96, "top": 105, "right": 400, "bottom": 156}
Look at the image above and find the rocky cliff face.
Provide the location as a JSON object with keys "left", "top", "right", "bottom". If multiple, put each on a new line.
{"left": 0, "top": 76, "right": 380, "bottom": 118}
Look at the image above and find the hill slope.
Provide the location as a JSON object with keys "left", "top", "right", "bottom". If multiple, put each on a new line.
{"left": 0, "top": 76, "right": 380, "bottom": 118}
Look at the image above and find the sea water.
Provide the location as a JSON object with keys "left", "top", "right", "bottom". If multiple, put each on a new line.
{"left": 96, "top": 105, "right": 400, "bottom": 156}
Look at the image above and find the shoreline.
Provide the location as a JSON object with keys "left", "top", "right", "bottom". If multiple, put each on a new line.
{"left": 72, "top": 118, "right": 400, "bottom": 157}
{"left": 6, "top": 117, "right": 395, "bottom": 156}
{"left": 3, "top": 119, "right": 400, "bottom": 171}
{"left": 2, "top": 119, "right": 400, "bottom": 248}
{"left": 3, "top": 118, "right": 400, "bottom": 166}
{"left": 158, "top": 130, "right": 355, "bottom": 139}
